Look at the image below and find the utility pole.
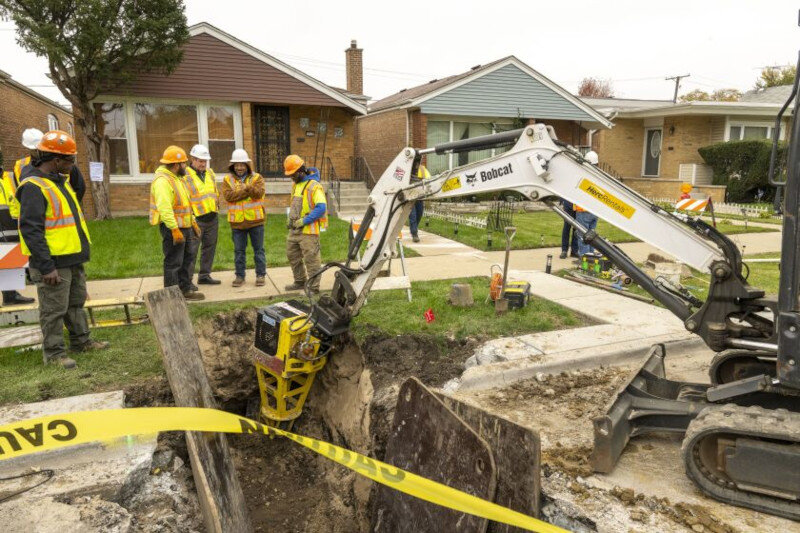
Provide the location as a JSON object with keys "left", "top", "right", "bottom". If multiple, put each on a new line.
{"left": 666, "top": 74, "right": 690, "bottom": 102}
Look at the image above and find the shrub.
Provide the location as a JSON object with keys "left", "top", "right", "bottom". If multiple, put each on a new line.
{"left": 698, "top": 140, "right": 787, "bottom": 202}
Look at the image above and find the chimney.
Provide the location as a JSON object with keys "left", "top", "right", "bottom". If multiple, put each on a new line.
{"left": 345, "top": 39, "right": 363, "bottom": 95}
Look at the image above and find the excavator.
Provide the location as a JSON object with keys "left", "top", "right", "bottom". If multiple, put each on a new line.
{"left": 254, "top": 65, "right": 800, "bottom": 520}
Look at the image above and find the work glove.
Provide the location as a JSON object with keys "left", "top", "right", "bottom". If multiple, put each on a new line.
{"left": 292, "top": 219, "right": 305, "bottom": 229}
{"left": 171, "top": 227, "right": 185, "bottom": 244}
{"left": 192, "top": 220, "right": 202, "bottom": 237}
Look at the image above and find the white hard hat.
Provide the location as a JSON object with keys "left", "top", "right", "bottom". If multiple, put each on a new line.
{"left": 230, "top": 148, "right": 251, "bottom": 163}
{"left": 22, "top": 128, "right": 44, "bottom": 150}
{"left": 189, "top": 144, "right": 211, "bottom": 160}
{"left": 584, "top": 150, "right": 599, "bottom": 165}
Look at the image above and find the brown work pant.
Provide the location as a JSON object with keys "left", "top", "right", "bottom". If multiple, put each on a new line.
{"left": 286, "top": 232, "right": 322, "bottom": 291}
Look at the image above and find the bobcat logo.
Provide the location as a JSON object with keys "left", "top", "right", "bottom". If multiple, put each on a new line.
{"left": 465, "top": 172, "right": 477, "bottom": 186}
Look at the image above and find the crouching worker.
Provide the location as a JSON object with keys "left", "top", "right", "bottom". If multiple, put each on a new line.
{"left": 18, "top": 130, "right": 109, "bottom": 369}
{"left": 283, "top": 155, "right": 327, "bottom": 295}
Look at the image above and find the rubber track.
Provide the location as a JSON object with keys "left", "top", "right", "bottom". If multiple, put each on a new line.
{"left": 682, "top": 404, "right": 800, "bottom": 520}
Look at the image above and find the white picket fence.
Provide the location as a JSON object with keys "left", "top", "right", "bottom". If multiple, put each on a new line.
{"left": 425, "top": 204, "right": 487, "bottom": 229}
{"left": 650, "top": 197, "right": 778, "bottom": 219}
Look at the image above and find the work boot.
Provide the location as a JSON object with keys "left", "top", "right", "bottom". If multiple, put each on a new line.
{"left": 198, "top": 276, "right": 221, "bottom": 285}
{"left": 232, "top": 277, "right": 245, "bottom": 287}
{"left": 284, "top": 281, "right": 304, "bottom": 291}
{"left": 71, "top": 340, "right": 110, "bottom": 353}
{"left": 183, "top": 290, "right": 205, "bottom": 301}
{"left": 190, "top": 283, "right": 199, "bottom": 292}
{"left": 3, "top": 291, "right": 34, "bottom": 305}
{"left": 559, "top": 251, "right": 567, "bottom": 259}
{"left": 50, "top": 356, "right": 77, "bottom": 369}
{"left": 412, "top": 234, "right": 420, "bottom": 243}
{"left": 256, "top": 276, "right": 266, "bottom": 287}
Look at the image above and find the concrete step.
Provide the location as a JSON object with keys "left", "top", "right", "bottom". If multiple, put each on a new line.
{"left": 339, "top": 192, "right": 370, "bottom": 201}
{"left": 339, "top": 201, "right": 370, "bottom": 211}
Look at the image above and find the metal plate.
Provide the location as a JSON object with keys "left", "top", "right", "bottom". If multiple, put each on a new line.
{"left": 372, "top": 378, "right": 497, "bottom": 533}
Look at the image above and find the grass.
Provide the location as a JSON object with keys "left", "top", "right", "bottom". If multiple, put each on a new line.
{"left": 0, "top": 277, "right": 586, "bottom": 406}
{"left": 423, "top": 211, "right": 778, "bottom": 252}
{"left": 85, "top": 215, "right": 417, "bottom": 280}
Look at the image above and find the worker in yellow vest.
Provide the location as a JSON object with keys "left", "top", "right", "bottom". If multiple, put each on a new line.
{"left": 408, "top": 164, "right": 431, "bottom": 242}
{"left": 0, "top": 165, "right": 34, "bottom": 305}
{"left": 283, "top": 155, "right": 327, "bottom": 294}
{"left": 149, "top": 146, "right": 204, "bottom": 301}
{"left": 221, "top": 149, "right": 266, "bottom": 287}
{"left": 186, "top": 144, "right": 221, "bottom": 286}
{"left": 17, "top": 130, "right": 109, "bottom": 369}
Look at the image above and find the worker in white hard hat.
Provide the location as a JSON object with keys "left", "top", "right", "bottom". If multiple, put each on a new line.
{"left": 221, "top": 149, "right": 266, "bottom": 287}
{"left": 584, "top": 150, "right": 599, "bottom": 166}
{"left": 185, "top": 144, "right": 221, "bottom": 286}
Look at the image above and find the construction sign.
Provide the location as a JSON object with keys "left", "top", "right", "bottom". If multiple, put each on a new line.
{"left": 675, "top": 197, "right": 710, "bottom": 212}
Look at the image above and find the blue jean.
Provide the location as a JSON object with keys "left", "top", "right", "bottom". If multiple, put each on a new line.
{"left": 575, "top": 211, "right": 598, "bottom": 256}
{"left": 232, "top": 225, "right": 266, "bottom": 278}
{"left": 561, "top": 200, "right": 578, "bottom": 255}
{"left": 408, "top": 201, "right": 424, "bottom": 236}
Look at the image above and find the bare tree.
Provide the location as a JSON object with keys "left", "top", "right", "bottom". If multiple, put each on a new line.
{"left": 577, "top": 78, "right": 614, "bottom": 98}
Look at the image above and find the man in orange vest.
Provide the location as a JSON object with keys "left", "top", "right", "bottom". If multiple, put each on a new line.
{"left": 149, "top": 146, "right": 204, "bottom": 300}
{"left": 17, "top": 130, "right": 109, "bottom": 369}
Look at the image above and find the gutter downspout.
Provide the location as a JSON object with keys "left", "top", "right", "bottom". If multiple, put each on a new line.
{"left": 405, "top": 110, "right": 410, "bottom": 146}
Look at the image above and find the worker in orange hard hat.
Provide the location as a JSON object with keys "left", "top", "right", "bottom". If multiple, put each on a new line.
{"left": 17, "top": 130, "right": 109, "bottom": 369}
{"left": 149, "top": 146, "right": 204, "bottom": 301}
{"left": 283, "top": 154, "right": 327, "bottom": 295}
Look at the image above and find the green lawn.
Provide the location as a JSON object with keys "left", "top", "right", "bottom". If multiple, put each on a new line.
{"left": 85, "top": 215, "right": 417, "bottom": 280}
{"left": 423, "top": 211, "right": 778, "bottom": 252}
{"left": 0, "top": 277, "right": 586, "bottom": 405}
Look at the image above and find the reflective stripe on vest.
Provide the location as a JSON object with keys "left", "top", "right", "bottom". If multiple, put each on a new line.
{"left": 18, "top": 176, "right": 91, "bottom": 257}
{"left": 8, "top": 156, "right": 30, "bottom": 219}
{"left": 185, "top": 167, "right": 218, "bottom": 216}
{"left": 224, "top": 174, "right": 264, "bottom": 223}
{"left": 149, "top": 170, "right": 193, "bottom": 228}
{"left": 293, "top": 180, "right": 328, "bottom": 236}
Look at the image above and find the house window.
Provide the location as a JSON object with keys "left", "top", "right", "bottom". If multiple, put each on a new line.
{"left": 47, "top": 114, "right": 59, "bottom": 130}
{"left": 207, "top": 106, "right": 236, "bottom": 166}
{"left": 96, "top": 103, "right": 130, "bottom": 175}
{"left": 425, "top": 119, "right": 514, "bottom": 174}
{"left": 727, "top": 123, "right": 781, "bottom": 141}
{"left": 67, "top": 123, "right": 74, "bottom": 137}
{"left": 135, "top": 103, "right": 198, "bottom": 173}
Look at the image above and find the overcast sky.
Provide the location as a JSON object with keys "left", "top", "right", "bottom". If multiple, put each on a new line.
{"left": 1, "top": 0, "right": 798, "bottom": 108}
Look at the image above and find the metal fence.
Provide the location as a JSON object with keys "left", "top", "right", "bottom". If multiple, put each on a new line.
{"left": 424, "top": 203, "right": 487, "bottom": 229}
{"left": 650, "top": 197, "right": 779, "bottom": 219}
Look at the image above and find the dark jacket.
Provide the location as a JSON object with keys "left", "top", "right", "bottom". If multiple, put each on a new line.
{"left": 17, "top": 165, "right": 90, "bottom": 274}
{"left": 16, "top": 160, "right": 85, "bottom": 204}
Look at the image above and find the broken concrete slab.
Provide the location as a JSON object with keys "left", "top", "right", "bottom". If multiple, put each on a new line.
{"left": 0, "top": 391, "right": 157, "bottom": 501}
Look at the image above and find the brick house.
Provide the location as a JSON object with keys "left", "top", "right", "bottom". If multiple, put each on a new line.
{"left": 75, "top": 22, "right": 366, "bottom": 217}
{"left": 356, "top": 56, "right": 612, "bottom": 179}
{"left": 584, "top": 87, "right": 794, "bottom": 202}
{"left": 0, "top": 69, "right": 73, "bottom": 169}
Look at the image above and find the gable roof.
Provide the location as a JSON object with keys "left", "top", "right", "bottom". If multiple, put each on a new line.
{"left": 188, "top": 23, "right": 365, "bottom": 114}
{"left": 369, "top": 56, "right": 612, "bottom": 128}
{"left": 740, "top": 84, "right": 795, "bottom": 104}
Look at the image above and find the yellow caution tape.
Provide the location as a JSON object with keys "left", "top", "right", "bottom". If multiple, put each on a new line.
{"left": 0, "top": 407, "right": 567, "bottom": 533}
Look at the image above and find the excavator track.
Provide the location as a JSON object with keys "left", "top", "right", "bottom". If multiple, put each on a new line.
{"left": 682, "top": 404, "right": 800, "bottom": 520}
{"left": 708, "top": 350, "right": 776, "bottom": 385}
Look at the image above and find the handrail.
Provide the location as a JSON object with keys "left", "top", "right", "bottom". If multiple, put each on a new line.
{"left": 323, "top": 156, "right": 341, "bottom": 212}
{"left": 352, "top": 156, "right": 377, "bottom": 189}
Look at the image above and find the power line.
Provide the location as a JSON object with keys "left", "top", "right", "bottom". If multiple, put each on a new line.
{"left": 665, "top": 73, "right": 690, "bottom": 103}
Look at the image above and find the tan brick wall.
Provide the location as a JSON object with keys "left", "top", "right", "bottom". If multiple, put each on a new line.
{"left": 288, "top": 105, "right": 355, "bottom": 178}
{"left": 0, "top": 82, "right": 73, "bottom": 168}
{"left": 241, "top": 102, "right": 255, "bottom": 158}
{"left": 659, "top": 116, "right": 712, "bottom": 179}
{"left": 593, "top": 118, "right": 645, "bottom": 178}
{"left": 619, "top": 177, "right": 725, "bottom": 203}
{"left": 355, "top": 109, "right": 408, "bottom": 179}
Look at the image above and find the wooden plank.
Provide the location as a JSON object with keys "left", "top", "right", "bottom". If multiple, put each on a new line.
{"left": 0, "top": 325, "right": 41, "bottom": 348}
{"left": 372, "top": 377, "right": 496, "bottom": 533}
{"left": 371, "top": 276, "right": 411, "bottom": 291}
{"left": 436, "top": 393, "right": 541, "bottom": 532}
{"left": 144, "top": 286, "right": 252, "bottom": 533}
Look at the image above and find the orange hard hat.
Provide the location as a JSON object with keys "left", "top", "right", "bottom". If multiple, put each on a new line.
{"left": 160, "top": 145, "right": 188, "bottom": 164}
{"left": 37, "top": 130, "right": 77, "bottom": 155}
{"left": 284, "top": 154, "right": 304, "bottom": 176}
{"left": 680, "top": 182, "right": 692, "bottom": 193}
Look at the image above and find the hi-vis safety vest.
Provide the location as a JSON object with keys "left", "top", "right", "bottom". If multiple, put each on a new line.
{"left": 149, "top": 168, "right": 193, "bottom": 228}
{"left": 18, "top": 176, "right": 91, "bottom": 257}
{"left": 292, "top": 179, "right": 328, "bottom": 235}
{"left": 185, "top": 167, "right": 218, "bottom": 216}
{"left": 7, "top": 156, "right": 31, "bottom": 219}
{"left": 224, "top": 174, "right": 265, "bottom": 224}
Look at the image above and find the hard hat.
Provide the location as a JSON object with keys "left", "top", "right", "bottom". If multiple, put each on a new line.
{"left": 22, "top": 128, "right": 44, "bottom": 150}
{"left": 189, "top": 144, "right": 211, "bottom": 160}
{"left": 680, "top": 182, "right": 692, "bottom": 194}
{"left": 284, "top": 154, "right": 304, "bottom": 175}
{"left": 584, "top": 150, "right": 599, "bottom": 165}
{"left": 37, "top": 130, "right": 77, "bottom": 155}
{"left": 230, "top": 148, "right": 251, "bottom": 163}
{"left": 159, "top": 145, "right": 188, "bottom": 164}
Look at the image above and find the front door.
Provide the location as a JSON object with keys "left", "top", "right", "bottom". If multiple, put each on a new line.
{"left": 253, "top": 105, "right": 290, "bottom": 177}
{"left": 643, "top": 128, "right": 662, "bottom": 177}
